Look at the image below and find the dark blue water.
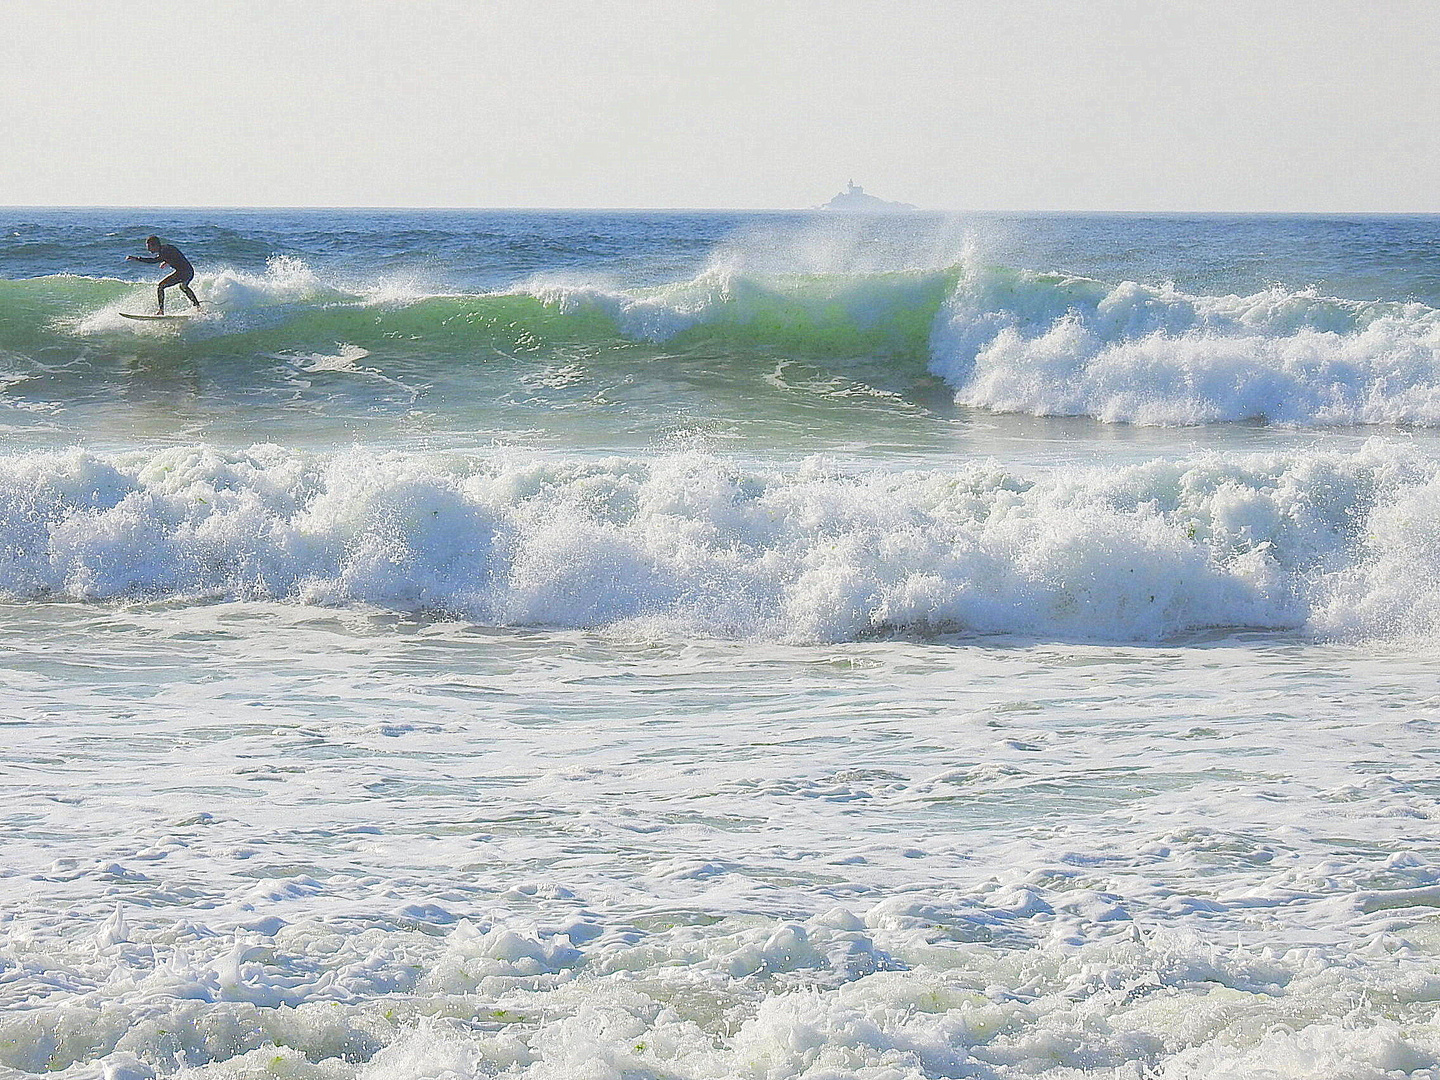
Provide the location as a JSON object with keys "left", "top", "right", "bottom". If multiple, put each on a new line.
{"left": 7, "top": 208, "right": 1440, "bottom": 301}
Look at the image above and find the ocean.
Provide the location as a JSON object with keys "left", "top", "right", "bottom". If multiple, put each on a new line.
{"left": 3, "top": 207, "right": 1440, "bottom": 1079}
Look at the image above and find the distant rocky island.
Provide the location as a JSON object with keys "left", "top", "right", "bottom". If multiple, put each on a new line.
{"left": 817, "top": 180, "right": 917, "bottom": 212}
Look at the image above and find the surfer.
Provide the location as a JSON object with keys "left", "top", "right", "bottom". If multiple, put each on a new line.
{"left": 126, "top": 236, "right": 201, "bottom": 315}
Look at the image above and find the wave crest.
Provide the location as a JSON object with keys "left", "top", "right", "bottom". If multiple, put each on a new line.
{"left": 17, "top": 256, "right": 1440, "bottom": 428}
{"left": 521, "top": 267, "right": 951, "bottom": 355}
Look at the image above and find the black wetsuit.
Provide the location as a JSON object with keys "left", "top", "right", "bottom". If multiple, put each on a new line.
{"left": 133, "top": 243, "right": 194, "bottom": 287}
{"left": 132, "top": 243, "right": 199, "bottom": 312}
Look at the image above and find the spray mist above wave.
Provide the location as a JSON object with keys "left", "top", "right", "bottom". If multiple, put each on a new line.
{"left": 0, "top": 442, "right": 1435, "bottom": 643}
{"left": 930, "top": 265, "right": 1440, "bottom": 426}
{"left": 515, "top": 215, "right": 978, "bottom": 350}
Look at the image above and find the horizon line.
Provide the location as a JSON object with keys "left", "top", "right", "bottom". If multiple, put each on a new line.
{"left": 5, "top": 204, "right": 1440, "bottom": 217}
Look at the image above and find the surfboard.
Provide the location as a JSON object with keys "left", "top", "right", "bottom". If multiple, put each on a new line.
{"left": 120, "top": 312, "right": 194, "bottom": 321}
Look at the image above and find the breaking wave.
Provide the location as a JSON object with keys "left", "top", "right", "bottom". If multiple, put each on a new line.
{"left": 0, "top": 441, "right": 1437, "bottom": 642}
{"left": 931, "top": 265, "right": 1440, "bottom": 425}
{"left": 11, "top": 256, "right": 1440, "bottom": 426}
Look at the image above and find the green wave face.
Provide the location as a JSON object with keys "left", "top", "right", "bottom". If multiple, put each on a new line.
{"left": 24, "top": 254, "right": 1440, "bottom": 437}
{"left": 0, "top": 265, "right": 955, "bottom": 365}
{"left": 0, "top": 264, "right": 959, "bottom": 454}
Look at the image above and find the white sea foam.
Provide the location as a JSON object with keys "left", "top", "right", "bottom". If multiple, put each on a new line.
{"left": 4, "top": 623, "right": 1440, "bottom": 1080}
{"left": 296, "top": 343, "right": 373, "bottom": 373}
{"left": 930, "top": 266, "right": 1440, "bottom": 426}
{"left": 0, "top": 442, "right": 1434, "bottom": 642}
{"left": 14, "top": 908, "right": 1440, "bottom": 1080}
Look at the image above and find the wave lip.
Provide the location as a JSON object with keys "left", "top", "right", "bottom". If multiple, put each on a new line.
{"left": 520, "top": 266, "right": 953, "bottom": 356}
{"left": 930, "top": 266, "right": 1440, "bottom": 426}
{"left": 0, "top": 442, "right": 1433, "bottom": 643}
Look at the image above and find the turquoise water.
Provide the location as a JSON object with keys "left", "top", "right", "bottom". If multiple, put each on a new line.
{"left": 4, "top": 209, "right": 1440, "bottom": 1079}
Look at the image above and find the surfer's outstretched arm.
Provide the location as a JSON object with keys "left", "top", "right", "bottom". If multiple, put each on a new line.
{"left": 126, "top": 254, "right": 162, "bottom": 264}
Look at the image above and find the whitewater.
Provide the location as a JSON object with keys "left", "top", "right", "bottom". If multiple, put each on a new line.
{"left": 3, "top": 208, "right": 1440, "bottom": 1080}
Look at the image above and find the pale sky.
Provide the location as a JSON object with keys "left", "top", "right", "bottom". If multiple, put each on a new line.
{"left": 4, "top": 0, "right": 1438, "bottom": 211}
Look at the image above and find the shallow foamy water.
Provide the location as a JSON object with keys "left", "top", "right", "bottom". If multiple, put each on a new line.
{"left": 5, "top": 604, "right": 1440, "bottom": 1078}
